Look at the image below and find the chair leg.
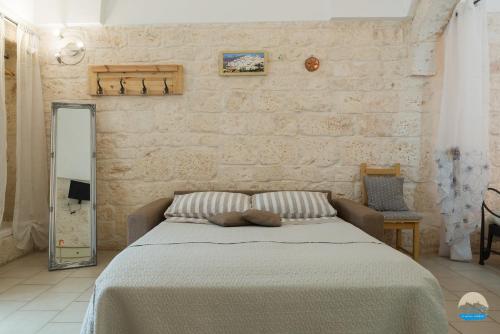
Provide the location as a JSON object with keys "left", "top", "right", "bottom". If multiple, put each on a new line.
{"left": 413, "top": 224, "right": 420, "bottom": 262}
{"left": 396, "top": 229, "right": 402, "bottom": 250}
{"left": 484, "top": 225, "right": 495, "bottom": 261}
{"left": 480, "top": 208, "right": 485, "bottom": 265}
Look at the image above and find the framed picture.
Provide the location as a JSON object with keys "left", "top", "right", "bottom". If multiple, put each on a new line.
{"left": 219, "top": 51, "right": 268, "bottom": 76}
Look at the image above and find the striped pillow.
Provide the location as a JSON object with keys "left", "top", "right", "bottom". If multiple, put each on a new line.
{"left": 251, "top": 191, "right": 336, "bottom": 218}
{"left": 164, "top": 192, "right": 251, "bottom": 218}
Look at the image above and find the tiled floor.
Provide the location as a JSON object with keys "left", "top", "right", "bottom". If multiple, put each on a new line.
{"left": 0, "top": 251, "right": 117, "bottom": 334}
{"left": 0, "top": 251, "right": 499, "bottom": 334}
{"left": 419, "top": 255, "right": 500, "bottom": 334}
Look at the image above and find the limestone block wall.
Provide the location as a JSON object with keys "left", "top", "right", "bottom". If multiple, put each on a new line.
{"left": 489, "top": 14, "right": 500, "bottom": 198}
{"left": 33, "top": 20, "right": 455, "bottom": 252}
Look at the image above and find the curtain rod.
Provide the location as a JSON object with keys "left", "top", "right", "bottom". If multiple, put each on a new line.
{"left": 2, "top": 15, "right": 16, "bottom": 59}
{"left": 1, "top": 13, "right": 38, "bottom": 36}
{"left": 3, "top": 15, "right": 18, "bottom": 26}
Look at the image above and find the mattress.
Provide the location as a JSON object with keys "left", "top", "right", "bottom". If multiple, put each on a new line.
{"left": 81, "top": 217, "right": 447, "bottom": 334}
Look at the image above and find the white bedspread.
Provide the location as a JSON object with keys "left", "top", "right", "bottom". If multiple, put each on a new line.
{"left": 81, "top": 217, "right": 447, "bottom": 334}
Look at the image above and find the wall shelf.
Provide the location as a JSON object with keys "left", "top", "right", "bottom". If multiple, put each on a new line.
{"left": 88, "top": 64, "right": 184, "bottom": 96}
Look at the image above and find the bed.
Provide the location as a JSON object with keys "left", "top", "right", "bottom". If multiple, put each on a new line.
{"left": 81, "top": 191, "right": 447, "bottom": 334}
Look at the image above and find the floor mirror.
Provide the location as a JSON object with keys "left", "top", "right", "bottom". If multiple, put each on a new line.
{"left": 49, "top": 102, "right": 96, "bottom": 270}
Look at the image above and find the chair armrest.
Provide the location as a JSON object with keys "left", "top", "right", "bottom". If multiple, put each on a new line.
{"left": 127, "top": 198, "right": 172, "bottom": 245}
{"left": 332, "top": 198, "right": 384, "bottom": 240}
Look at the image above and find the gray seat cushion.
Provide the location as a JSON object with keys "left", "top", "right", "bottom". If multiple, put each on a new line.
{"left": 364, "top": 176, "right": 409, "bottom": 211}
{"left": 487, "top": 216, "right": 500, "bottom": 226}
{"left": 382, "top": 211, "right": 422, "bottom": 221}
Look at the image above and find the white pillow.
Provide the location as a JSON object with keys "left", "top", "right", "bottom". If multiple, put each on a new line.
{"left": 251, "top": 191, "right": 337, "bottom": 218}
{"left": 165, "top": 192, "right": 251, "bottom": 218}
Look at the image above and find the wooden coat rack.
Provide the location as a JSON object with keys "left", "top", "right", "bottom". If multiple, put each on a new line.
{"left": 88, "top": 64, "right": 184, "bottom": 96}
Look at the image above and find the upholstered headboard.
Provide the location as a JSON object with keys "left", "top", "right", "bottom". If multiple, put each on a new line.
{"left": 127, "top": 190, "right": 384, "bottom": 245}
{"left": 173, "top": 190, "right": 333, "bottom": 203}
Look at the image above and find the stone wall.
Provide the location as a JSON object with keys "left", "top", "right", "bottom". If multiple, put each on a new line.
{"left": 483, "top": 14, "right": 500, "bottom": 251}
{"left": 34, "top": 18, "right": 490, "bottom": 253}
{"left": 489, "top": 14, "right": 500, "bottom": 198}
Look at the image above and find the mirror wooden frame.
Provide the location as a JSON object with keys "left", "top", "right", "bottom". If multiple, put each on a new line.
{"left": 49, "top": 102, "right": 97, "bottom": 271}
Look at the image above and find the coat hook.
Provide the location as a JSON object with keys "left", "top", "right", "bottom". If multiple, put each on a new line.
{"left": 96, "top": 77, "right": 103, "bottom": 95}
{"left": 119, "top": 78, "right": 125, "bottom": 95}
{"left": 141, "top": 78, "right": 148, "bottom": 95}
{"left": 163, "top": 78, "right": 169, "bottom": 95}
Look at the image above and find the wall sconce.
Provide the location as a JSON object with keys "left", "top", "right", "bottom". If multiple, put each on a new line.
{"left": 305, "top": 56, "right": 320, "bottom": 72}
{"left": 54, "top": 30, "right": 86, "bottom": 65}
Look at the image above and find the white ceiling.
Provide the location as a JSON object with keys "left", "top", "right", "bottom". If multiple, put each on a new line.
{"left": 0, "top": 0, "right": 35, "bottom": 24}
{"left": 1, "top": 0, "right": 417, "bottom": 26}
{"left": 0, "top": 0, "right": 499, "bottom": 26}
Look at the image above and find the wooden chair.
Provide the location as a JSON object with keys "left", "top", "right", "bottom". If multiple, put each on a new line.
{"left": 360, "top": 163, "right": 420, "bottom": 261}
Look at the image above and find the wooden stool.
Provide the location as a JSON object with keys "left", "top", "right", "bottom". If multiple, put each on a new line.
{"left": 383, "top": 220, "right": 420, "bottom": 261}
{"left": 360, "top": 163, "right": 421, "bottom": 261}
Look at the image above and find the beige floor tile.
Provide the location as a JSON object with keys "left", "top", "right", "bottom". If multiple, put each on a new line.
{"left": 52, "top": 302, "right": 89, "bottom": 323}
{"left": 47, "top": 278, "right": 95, "bottom": 294}
{"left": 37, "top": 322, "right": 82, "bottom": 334}
{"left": 488, "top": 310, "right": 500, "bottom": 322}
{"left": 0, "top": 278, "right": 24, "bottom": 293}
{"left": 439, "top": 276, "right": 488, "bottom": 292}
{"left": 458, "top": 270, "right": 500, "bottom": 287}
{"left": 98, "top": 251, "right": 119, "bottom": 262}
{"left": 0, "top": 266, "right": 44, "bottom": 279}
{"left": 446, "top": 262, "right": 487, "bottom": 272}
{"left": 21, "top": 292, "right": 79, "bottom": 311}
{"left": 442, "top": 288, "right": 460, "bottom": 301}
{"left": 76, "top": 287, "right": 93, "bottom": 302}
{"left": 22, "top": 270, "right": 71, "bottom": 285}
{"left": 448, "top": 325, "right": 460, "bottom": 334}
{"left": 452, "top": 321, "right": 500, "bottom": 334}
{"left": 0, "top": 285, "right": 51, "bottom": 302}
{"left": 485, "top": 284, "right": 500, "bottom": 296}
{"left": 445, "top": 301, "right": 460, "bottom": 323}
{"left": 67, "top": 265, "right": 103, "bottom": 278}
{"left": 7, "top": 253, "right": 47, "bottom": 267}
{"left": 0, "top": 301, "right": 24, "bottom": 321}
{"left": 0, "top": 310, "right": 58, "bottom": 334}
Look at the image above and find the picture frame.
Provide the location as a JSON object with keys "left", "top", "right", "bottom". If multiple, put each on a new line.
{"left": 219, "top": 50, "right": 268, "bottom": 76}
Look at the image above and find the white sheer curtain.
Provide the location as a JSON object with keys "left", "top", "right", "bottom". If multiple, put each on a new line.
{"left": 13, "top": 26, "right": 49, "bottom": 250}
{"left": 436, "top": 0, "right": 490, "bottom": 261}
{"left": 0, "top": 16, "right": 6, "bottom": 228}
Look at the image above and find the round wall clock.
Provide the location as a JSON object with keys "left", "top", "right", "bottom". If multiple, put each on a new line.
{"left": 305, "top": 56, "right": 320, "bottom": 72}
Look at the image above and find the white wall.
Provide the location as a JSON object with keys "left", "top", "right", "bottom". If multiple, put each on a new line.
{"left": 34, "top": 0, "right": 101, "bottom": 25}
{"left": 488, "top": 0, "right": 500, "bottom": 12}
{"left": 330, "top": 0, "right": 414, "bottom": 18}
{"left": 0, "top": 0, "right": 35, "bottom": 23}
{"left": 101, "top": 0, "right": 332, "bottom": 24}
